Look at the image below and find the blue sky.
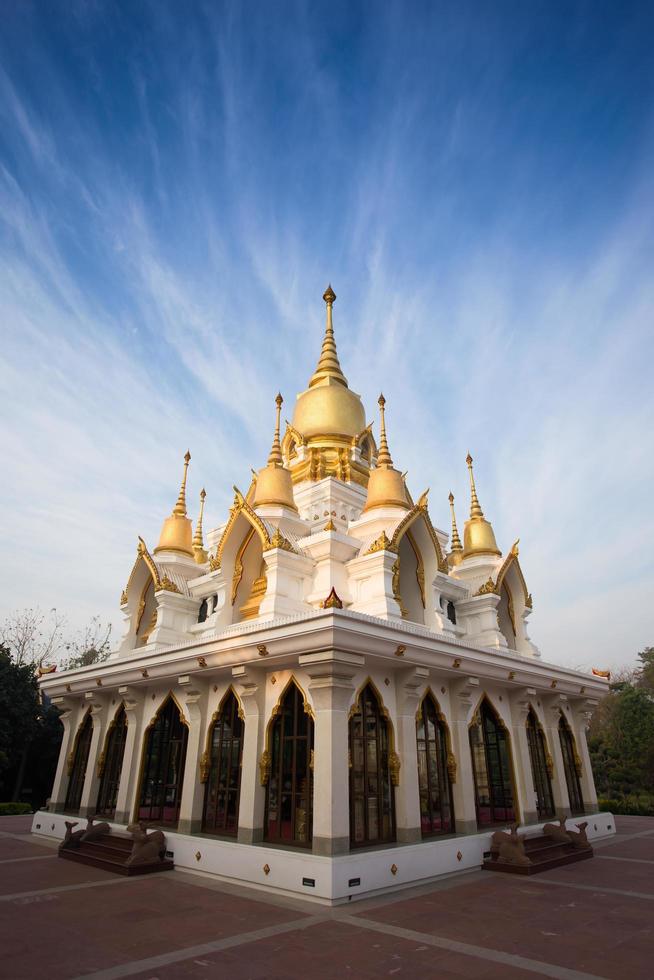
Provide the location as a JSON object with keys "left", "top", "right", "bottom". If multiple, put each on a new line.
{"left": 1, "top": 1, "right": 653, "bottom": 669}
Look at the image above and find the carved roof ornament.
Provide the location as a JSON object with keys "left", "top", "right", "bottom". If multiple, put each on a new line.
{"left": 324, "top": 518, "right": 336, "bottom": 531}
{"left": 321, "top": 587, "right": 343, "bottom": 609}
{"left": 208, "top": 552, "right": 221, "bottom": 571}
{"left": 365, "top": 530, "right": 395, "bottom": 554}
{"left": 267, "top": 526, "right": 296, "bottom": 553}
{"left": 591, "top": 667, "right": 611, "bottom": 679}
{"left": 475, "top": 577, "right": 499, "bottom": 596}
{"left": 157, "top": 575, "right": 180, "bottom": 594}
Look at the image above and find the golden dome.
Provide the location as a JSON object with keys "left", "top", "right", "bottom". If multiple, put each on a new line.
{"left": 291, "top": 286, "right": 366, "bottom": 440}
{"left": 362, "top": 395, "right": 408, "bottom": 512}
{"left": 155, "top": 451, "right": 194, "bottom": 557}
{"left": 254, "top": 394, "right": 298, "bottom": 511}
{"left": 462, "top": 454, "right": 500, "bottom": 558}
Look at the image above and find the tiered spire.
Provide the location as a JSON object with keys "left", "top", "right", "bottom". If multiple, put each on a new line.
{"left": 449, "top": 492, "right": 463, "bottom": 551}
{"left": 192, "top": 488, "right": 208, "bottom": 564}
{"left": 252, "top": 393, "right": 298, "bottom": 512}
{"left": 268, "top": 393, "right": 284, "bottom": 465}
{"left": 308, "top": 285, "right": 348, "bottom": 388}
{"left": 154, "top": 450, "right": 194, "bottom": 556}
{"left": 376, "top": 394, "right": 394, "bottom": 467}
{"left": 461, "top": 453, "right": 500, "bottom": 558}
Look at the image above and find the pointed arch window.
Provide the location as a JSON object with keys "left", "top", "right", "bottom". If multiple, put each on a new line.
{"left": 96, "top": 706, "right": 128, "bottom": 818}
{"left": 64, "top": 711, "right": 93, "bottom": 814}
{"left": 264, "top": 682, "right": 314, "bottom": 847}
{"left": 349, "top": 684, "right": 396, "bottom": 847}
{"left": 417, "top": 695, "right": 455, "bottom": 836}
{"left": 137, "top": 697, "right": 188, "bottom": 826}
{"left": 469, "top": 699, "right": 516, "bottom": 827}
{"left": 526, "top": 709, "right": 554, "bottom": 820}
{"left": 559, "top": 715, "right": 584, "bottom": 815}
{"left": 202, "top": 691, "right": 244, "bottom": 836}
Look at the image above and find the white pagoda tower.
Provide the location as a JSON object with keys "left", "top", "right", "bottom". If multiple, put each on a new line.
{"left": 34, "top": 287, "right": 612, "bottom": 902}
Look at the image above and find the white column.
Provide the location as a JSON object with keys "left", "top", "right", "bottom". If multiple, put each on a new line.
{"left": 508, "top": 692, "right": 538, "bottom": 826}
{"left": 48, "top": 696, "right": 78, "bottom": 812}
{"left": 394, "top": 666, "right": 429, "bottom": 843}
{"left": 233, "top": 664, "right": 267, "bottom": 844}
{"left": 544, "top": 697, "right": 572, "bottom": 817}
{"left": 79, "top": 696, "right": 107, "bottom": 818}
{"left": 572, "top": 699, "right": 600, "bottom": 812}
{"left": 178, "top": 680, "right": 208, "bottom": 834}
{"left": 450, "top": 676, "right": 480, "bottom": 835}
{"left": 301, "top": 650, "right": 362, "bottom": 856}
{"left": 113, "top": 687, "right": 145, "bottom": 825}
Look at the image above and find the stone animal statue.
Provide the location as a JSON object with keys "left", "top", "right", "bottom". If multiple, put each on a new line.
{"left": 567, "top": 821, "right": 591, "bottom": 850}
{"left": 543, "top": 816, "right": 571, "bottom": 843}
{"left": 80, "top": 816, "right": 111, "bottom": 842}
{"left": 497, "top": 826, "right": 532, "bottom": 868}
{"left": 59, "top": 820, "right": 85, "bottom": 852}
{"left": 126, "top": 822, "right": 167, "bottom": 867}
{"left": 490, "top": 824, "right": 520, "bottom": 859}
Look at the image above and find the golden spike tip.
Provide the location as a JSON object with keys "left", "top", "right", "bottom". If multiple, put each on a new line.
{"left": 309, "top": 284, "right": 347, "bottom": 388}
{"left": 466, "top": 452, "right": 484, "bottom": 519}
{"left": 448, "top": 491, "right": 463, "bottom": 551}
{"left": 173, "top": 451, "right": 191, "bottom": 516}
{"left": 376, "top": 392, "right": 394, "bottom": 467}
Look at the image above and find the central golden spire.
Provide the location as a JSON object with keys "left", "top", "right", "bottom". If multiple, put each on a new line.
{"left": 376, "top": 394, "right": 393, "bottom": 467}
{"left": 462, "top": 454, "right": 500, "bottom": 558}
{"left": 268, "top": 393, "right": 284, "bottom": 465}
{"left": 309, "top": 285, "right": 348, "bottom": 388}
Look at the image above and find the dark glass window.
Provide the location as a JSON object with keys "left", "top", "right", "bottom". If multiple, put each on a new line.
{"left": 264, "top": 683, "right": 313, "bottom": 847}
{"left": 96, "top": 706, "right": 128, "bottom": 818}
{"left": 559, "top": 715, "right": 584, "bottom": 815}
{"left": 64, "top": 712, "right": 93, "bottom": 814}
{"left": 202, "top": 691, "right": 243, "bottom": 836}
{"left": 526, "top": 709, "right": 555, "bottom": 820}
{"left": 349, "top": 684, "right": 396, "bottom": 847}
{"left": 137, "top": 697, "right": 188, "bottom": 826}
{"left": 198, "top": 599, "right": 208, "bottom": 623}
{"left": 446, "top": 601, "right": 456, "bottom": 625}
{"left": 417, "top": 696, "right": 455, "bottom": 836}
{"left": 469, "top": 699, "right": 516, "bottom": 827}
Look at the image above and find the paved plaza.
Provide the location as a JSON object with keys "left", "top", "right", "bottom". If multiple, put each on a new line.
{"left": 0, "top": 815, "right": 652, "bottom": 979}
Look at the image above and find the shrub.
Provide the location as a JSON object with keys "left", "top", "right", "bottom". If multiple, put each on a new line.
{"left": 598, "top": 795, "right": 654, "bottom": 816}
{"left": 0, "top": 802, "right": 32, "bottom": 816}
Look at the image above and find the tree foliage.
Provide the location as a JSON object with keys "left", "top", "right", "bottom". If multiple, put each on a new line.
{"left": 588, "top": 645, "right": 654, "bottom": 806}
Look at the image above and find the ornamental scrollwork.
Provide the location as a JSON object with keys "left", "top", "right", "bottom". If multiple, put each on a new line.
{"left": 157, "top": 575, "right": 180, "bottom": 594}
{"left": 120, "top": 589, "right": 129, "bottom": 606}
{"left": 475, "top": 577, "right": 499, "bottom": 596}
{"left": 265, "top": 526, "right": 296, "bottom": 553}
{"left": 447, "top": 751, "right": 457, "bottom": 784}
{"left": 259, "top": 749, "right": 271, "bottom": 786}
{"left": 199, "top": 750, "right": 210, "bottom": 784}
{"left": 389, "top": 751, "right": 401, "bottom": 787}
{"left": 365, "top": 530, "right": 395, "bottom": 554}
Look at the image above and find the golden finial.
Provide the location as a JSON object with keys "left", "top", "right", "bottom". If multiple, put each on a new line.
{"left": 173, "top": 450, "right": 191, "bottom": 517}
{"left": 466, "top": 453, "right": 484, "bottom": 519}
{"left": 376, "top": 393, "right": 394, "bottom": 467}
{"left": 193, "top": 488, "right": 208, "bottom": 564}
{"left": 448, "top": 492, "right": 463, "bottom": 552}
{"left": 309, "top": 285, "right": 348, "bottom": 388}
{"left": 267, "top": 393, "right": 284, "bottom": 466}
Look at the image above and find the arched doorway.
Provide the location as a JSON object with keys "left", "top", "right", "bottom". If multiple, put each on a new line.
{"left": 469, "top": 698, "right": 516, "bottom": 827}
{"left": 349, "top": 683, "right": 396, "bottom": 847}
{"left": 202, "top": 690, "right": 244, "bottom": 836}
{"left": 137, "top": 696, "right": 188, "bottom": 826}
{"left": 416, "top": 694, "right": 455, "bottom": 836}
{"left": 559, "top": 714, "right": 584, "bottom": 815}
{"left": 264, "top": 682, "right": 313, "bottom": 847}
{"left": 96, "top": 706, "right": 128, "bottom": 818}
{"left": 526, "top": 708, "right": 554, "bottom": 820}
{"left": 64, "top": 711, "right": 93, "bottom": 814}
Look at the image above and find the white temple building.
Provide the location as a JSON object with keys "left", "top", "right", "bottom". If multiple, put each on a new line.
{"left": 34, "top": 286, "right": 613, "bottom": 902}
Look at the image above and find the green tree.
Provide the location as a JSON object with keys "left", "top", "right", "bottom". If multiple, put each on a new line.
{"left": 0, "top": 646, "right": 40, "bottom": 800}
{"left": 636, "top": 646, "right": 654, "bottom": 693}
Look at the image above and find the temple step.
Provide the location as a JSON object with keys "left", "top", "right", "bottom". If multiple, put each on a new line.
{"left": 58, "top": 832, "right": 173, "bottom": 877}
{"left": 483, "top": 833, "right": 593, "bottom": 876}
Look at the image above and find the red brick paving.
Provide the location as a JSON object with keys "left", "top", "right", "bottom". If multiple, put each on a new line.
{"left": 0, "top": 814, "right": 652, "bottom": 979}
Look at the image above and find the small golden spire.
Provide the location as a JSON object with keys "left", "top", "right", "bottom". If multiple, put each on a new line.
{"left": 376, "top": 394, "right": 394, "bottom": 467}
{"left": 309, "top": 285, "right": 348, "bottom": 389}
{"left": 466, "top": 453, "right": 484, "bottom": 519}
{"left": 174, "top": 450, "right": 191, "bottom": 517}
{"left": 193, "top": 488, "right": 208, "bottom": 564}
{"left": 448, "top": 492, "right": 463, "bottom": 552}
{"left": 268, "top": 393, "right": 284, "bottom": 466}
